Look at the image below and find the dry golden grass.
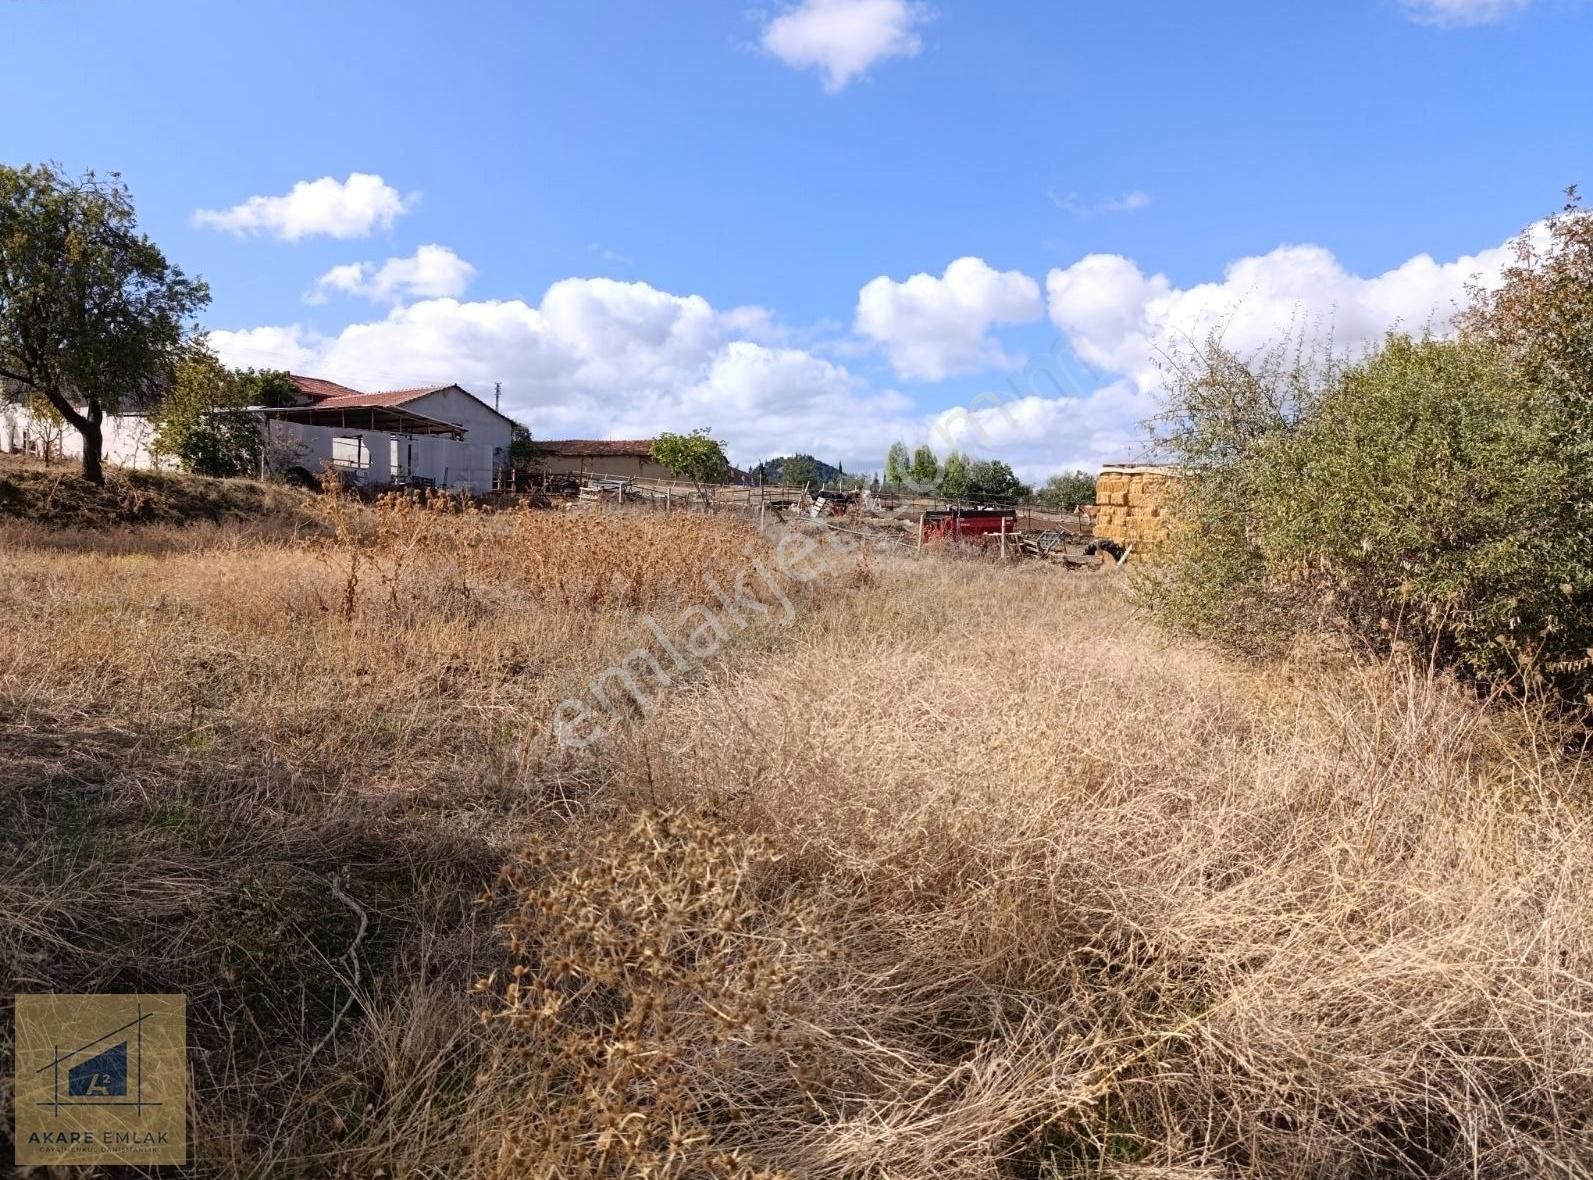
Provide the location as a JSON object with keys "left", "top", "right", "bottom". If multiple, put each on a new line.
{"left": 3, "top": 486, "right": 1591, "bottom": 1178}
{"left": 0, "top": 450, "right": 316, "bottom": 529}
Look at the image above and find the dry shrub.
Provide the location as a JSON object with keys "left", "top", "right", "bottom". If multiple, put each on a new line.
{"left": 6, "top": 488, "right": 1593, "bottom": 1178}
{"left": 0, "top": 496, "right": 793, "bottom": 1176}
{"left": 478, "top": 810, "right": 815, "bottom": 1179}
{"left": 316, "top": 490, "right": 771, "bottom": 615}
{"left": 547, "top": 557, "right": 1593, "bottom": 1179}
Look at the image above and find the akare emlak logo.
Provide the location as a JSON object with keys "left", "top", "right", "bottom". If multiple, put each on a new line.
{"left": 13, "top": 994, "right": 187, "bottom": 1166}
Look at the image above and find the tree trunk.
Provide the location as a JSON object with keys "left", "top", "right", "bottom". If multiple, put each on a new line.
{"left": 80, "top": 402, "right": 105, "bottom": 485}
{"left": 20, "top": 383, "right": 104, "bottom": 485}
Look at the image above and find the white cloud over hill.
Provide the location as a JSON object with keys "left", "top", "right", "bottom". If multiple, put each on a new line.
{"left": 210, "top": 221, "right": 1542, "bottom": 480}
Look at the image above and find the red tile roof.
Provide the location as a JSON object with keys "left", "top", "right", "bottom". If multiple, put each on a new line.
{"left": 290, "top": 374, "right": 366, "bottom": 400}
{"left": 312, "top": 389, "right": 437, "bottom": 410}
{"left": 288, "top": 375, "right": 516, "bottom": 427}
{"left": 537, "top": 439, "right": 655, "bottom": 457}
{"left": 289, "top": 377, "right": 462, "bottom": 411}
{"left": 368, "top": 385, "right": 457, "bottom": 399}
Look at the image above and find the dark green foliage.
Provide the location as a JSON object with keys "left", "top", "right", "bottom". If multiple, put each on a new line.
{"left": 1035, "top": 470, "right": 1097, "bottom": 511}
{"left": 231, "top": 368, "right": 299, "bottom": 409}
{"left": 884, "top": 440, "right": 911, "bottom": 484}
{"left": 0, "top": 163, "right": 210, "bottom": 483}
{"left": 153, "top": 345, "right": 272, "bottom": 478}
{"left": 1143, "top": 197, "right": 1593, "bottom": 703}
{"left": 753, "top": 453, "right": 845, "bottom": 486}
{"left": 152, "top": 347, "right": 298, "bottom": 479}
{"left": 779, "top": 454, "right": 819, "bottom": 487}
{"left": 508, "top": 421, "right": 538, "bottom": 471}
{"left": 938, "top": 449, "right": 970, "bottom": 498}
{"left": 651, "top": 427, "right": 730, "bottom": 486}
{"left": 964, "top": 459, "right": 1030, "bottom": 501}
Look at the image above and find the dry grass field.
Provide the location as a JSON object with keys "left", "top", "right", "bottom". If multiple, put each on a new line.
{"left": 3, "top": 477, "right": 1592, "bottom": 1178}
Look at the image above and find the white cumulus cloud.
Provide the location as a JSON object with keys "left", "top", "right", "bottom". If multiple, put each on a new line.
{"left": 193, "top": 173, "right": 412, "bottom": 241}
{"left": 307, "top": 245, "right": 477, "bottom": 304}
{"left": 206, "top": 221, "right": 1547, "bottom": 483}
{"left": 855, "top": 256, "right": 1043, "bottom": 381}
{"left": 1045, "top": 230, "right": 1536, "bottom": 393}
{"left": 209, "top": 277, "right": 917, "bottom": 468}
{"left": 1399, "top": 0, "right": 1529, "bottom": 25}
{"left": 761, "top": 0, "right": 930, "bottom": 92}
{"left": 926, "top": 380, "right": 1160, "bottom": 484}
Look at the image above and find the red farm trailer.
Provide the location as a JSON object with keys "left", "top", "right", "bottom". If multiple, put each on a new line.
{"left": 920, "top": 508, "right": 1018, "bottom": 543}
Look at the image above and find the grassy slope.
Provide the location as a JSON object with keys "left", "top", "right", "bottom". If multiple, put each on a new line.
{"left": 0, "top": 453, "right": 314, "bottom": 529}
{"left": 2, "top": 497, "right": 1590, "bottom": 1177}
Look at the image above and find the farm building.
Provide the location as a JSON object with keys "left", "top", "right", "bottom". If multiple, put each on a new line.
{"left": 1090, "top": 464, "right": 1185, "bottom": 549}
{"left": 259, "top": 376, "right": 514, "bottom": 490}
{"left": 534, "top": 439, "right": 677, "bottom": 482}
{"left": 0, "top": 375, "right": 515, "bottom": 492}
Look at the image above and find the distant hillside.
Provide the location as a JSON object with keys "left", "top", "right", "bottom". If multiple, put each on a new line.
{"left": 749, "top": 453, "right": 860, "bottom": 487}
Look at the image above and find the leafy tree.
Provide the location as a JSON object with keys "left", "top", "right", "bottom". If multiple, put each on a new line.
{"left": 1255, "top": 337, "right": 1570, "bottom": 685}
{"left": 965, "top": 459, "right": 1030, "bottom": 501}
{"left": 0, "top": 164, "right": 209, "bottom": 483}
{"left": 1035, "top": 469, "right": 1097, "bottom": 510}
{"left": 908, "top": 444, "right": 938, "bottom": 485}
{"left": 152, "top": 345, "right": 267, "bottom": 477}
{"left": 231, "top": 368, "right": 299, "bottom": 409}
{"left": 884, "top": 441, "right": 911, "bottom": 484}
{"left": 651, "top": 427, "right": 730, "bottom": 487}
{"left": 509, "top": 421, "right": 539, "bottom": 467}
{"left": 939, "top": 450, "right": 971, "bottom": 499}
{"left": 1461, "top": 185, "right": 1593, "bottom": 548}
{"left": 1143, "top": 195, "right": 1593, "bottom": 703}
{"left": 21, "top": 393, "right": 67, "bottom": 464}
{"left": 780, "top": 454, "right": 819, "bottom": 487}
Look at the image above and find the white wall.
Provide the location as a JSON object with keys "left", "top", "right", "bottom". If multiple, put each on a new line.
{"left": 400, "top": 387, "right": 514, "bottom": 491}
{"left": 265, "top": 419, "right": 491, "bottom": 490}
{"left": 2, "top": 386, "right": 512, "bottom": 492}
{"left": 0, "top": 404, "right": 169, "bottom": 469}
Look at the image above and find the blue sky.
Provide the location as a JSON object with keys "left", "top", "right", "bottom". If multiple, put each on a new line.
{"left": 3, "top": 0, "right": 1588, "bottom": 478}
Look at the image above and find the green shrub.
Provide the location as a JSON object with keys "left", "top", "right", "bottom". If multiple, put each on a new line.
{"left": 1263, "top": 336, "right": 1580, "bottom": 686}
{"left": 1143, "top": 199, "right": 1593, "bottom": 703}
{"left": 650, "top": 427, "right": 731, "bottom": 486}
{"left": 1034, "top": 469, "right": 1097, "bottom": 511}
{"left": 153, "top": 345, "right": 296, "bottom": 478}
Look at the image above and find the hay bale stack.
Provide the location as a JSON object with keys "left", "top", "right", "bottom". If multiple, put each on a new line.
{"left": 1089, "top": 465, "right": 1184, "bottom": 549}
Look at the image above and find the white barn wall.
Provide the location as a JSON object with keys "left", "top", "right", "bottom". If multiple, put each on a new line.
{"left": 273, "top": 387, "right": 511, "bottom": 489}
{"left": 267, "top": 421, "right": 486, "bottom": 488}
{"left": 0, "top": 405, "right": 170, "bottom": 469}
{"left": 399, "top": 387, "right": 513, "bottom": 489}
{"left": 4, "top": 384, "right": 513, "bottom": 493}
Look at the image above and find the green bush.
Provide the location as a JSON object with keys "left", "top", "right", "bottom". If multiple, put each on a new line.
{"left": 1142, "top": 199, "right": 1593, "bottom": 704}
{"left": 650, "top": 427, "right": 730, "bottom": 486}
{"left": 153, "top": 346, "right": 287, "bottom": 478}
{"left": 1035, "top": 470, "right": 1097, "bottom": 511}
